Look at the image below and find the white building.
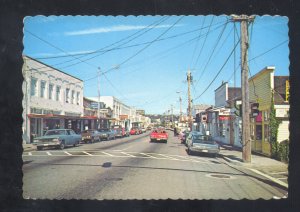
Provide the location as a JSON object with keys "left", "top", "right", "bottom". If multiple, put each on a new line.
{"left": 87, "top": 96, "right": 132, "bottom": 129}
{"left": 22, "top": 55, "right": 84, "bottom": 143}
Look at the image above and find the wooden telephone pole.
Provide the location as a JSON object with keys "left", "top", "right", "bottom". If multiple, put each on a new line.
{"left": 232, "top": 15, "right": 255, "bottom": 163}
{"left": 187, "top": 69, "right": 193, "bottom": 131}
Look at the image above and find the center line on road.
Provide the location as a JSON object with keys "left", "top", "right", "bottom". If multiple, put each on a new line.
{"left": 102, "top": 152, "right": 114, "bottom": 156}
{"left": 140, "top": 153, "right": 157, "bottom": 158}
{"left": 276, "top": 177, "right": 288, "bottom": 180}
{"left": 156, "top": 154, "right": 179, "bottom": 160}
{"left": 271, "top": 171, "right": 288, "bottom": 175}
{"left": 64, "top": 151, "right": 72, "bottom": 156}
{"left": 83, "top": 151, "right": 93, "bottom": 156}
{"left": 120, "top": 152, "right": 136, "bottom": 157}
{"left": 46, "top": 152, "right": 52, "bottom": 156}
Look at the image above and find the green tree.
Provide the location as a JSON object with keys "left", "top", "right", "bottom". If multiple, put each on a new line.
{"left": 269, "top": 91, "right": 281, "bottom": 159}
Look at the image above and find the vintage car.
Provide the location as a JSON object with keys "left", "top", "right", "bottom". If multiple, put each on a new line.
{"left": 98, "top": 128, "right": 116, "bottom": 141}
{"left": 112, "top": 125, "right": 123, "bottom": 138}
{"left": 81, "top": 129, "right": 100, "bottom": 143}
{"left": 186, "top": 133, "right": 220, "bottom": 157}
{"left": 130, "top": 127, "right": 141, "bottom": 135}
{"left": 33, "top": 129, "right": 81, "bottom": 150}
{"left": 149, "top": 129, "right": 168, "bottom": 143}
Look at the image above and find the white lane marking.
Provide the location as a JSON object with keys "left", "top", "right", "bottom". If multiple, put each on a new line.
{"left": 28, "top": 152, "right": 32, "bottom": 156}
{"left": 46, "top": 152, "right": 52, "bottom": 156}
{"left": 82, "top": 151, "right": 93, "bottom": 156}
{"left": 139, "top": 153, "right": 158, "bottom": 158}
{"left": 102, "top": 151, "right": 114, "bottom": 156}
{"left": 64, "top": 151, "right": 72, "bottom": 156}
{"left": 120, "top": 152, "right": 136, "bottom": 157}
{"left": 248, "top": 168, "right": 288, "bottom": 188}
{"left": 156, "top": 154, "right": 179, "bottom": 160}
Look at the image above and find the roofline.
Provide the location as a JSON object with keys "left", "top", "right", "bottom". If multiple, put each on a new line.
{"left": 214, "top": 81, "right": 228, "bottom": 92}
{"left": 249, "top": 66, "right": 275, "bottom": 81}
{"left": 23, "top": 55, "right": 83, "bottom": 82}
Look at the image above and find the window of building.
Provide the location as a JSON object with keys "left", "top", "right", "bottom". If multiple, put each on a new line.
{"left": 49, "top": 84, "right": 54, "bottom": 100}
{"left": 77, "top": 92, "right": 80, "bottom": 105}
{"left": 71, "top": 90, "right": 75, "bottom": 104}
{"left": 56, "top": 86, "right": 61, "bottom": 101}
{"left": 256, "top": 125, "right": 262, "bottom": 140}
{"left": 66, "top": 88, "right": 70, "bottom": 103}
{"left": 40, "top": 81, "right": 46, "bottom": 98}
{"left": 30, "top": 77, "right": 37, "bottom": 96}
{"left": 264, "top": 124, "right": 269, "bottom": 142}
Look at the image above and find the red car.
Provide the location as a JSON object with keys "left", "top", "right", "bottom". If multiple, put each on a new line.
{"left": 130, "top": 127, "right": 140, "bottom": 135}
{"left": 150, "top": 129, "right": 168, "bottom": 143}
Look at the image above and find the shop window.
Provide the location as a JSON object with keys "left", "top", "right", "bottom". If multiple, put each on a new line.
{"left": 30, "top": 77, "right": 37, "bottom": 96}
{"left": 40, "top": 81, "right": 46, "bottom": 98}
{"left": 49, "top": 84, "right": 54, "bottom": 100}
{"left": 256, "top": 125, "right": 262, "bottom": 140}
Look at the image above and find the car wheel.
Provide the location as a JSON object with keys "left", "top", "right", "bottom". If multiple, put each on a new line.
{"left": 60, "top": 142, "right": 65, "bottom": 150}
{"left": 187, "top": 148, "right": 192, "bottom": 155}
{"left": 91, "top": 137, "right": 95, "bottom": 143}
{"left": 37, "top": 146, "right": 43, "bottom": 151}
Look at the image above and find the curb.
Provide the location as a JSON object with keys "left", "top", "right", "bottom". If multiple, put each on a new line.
{"left": 220, "top": 155, "right": 245, "bottom": 166}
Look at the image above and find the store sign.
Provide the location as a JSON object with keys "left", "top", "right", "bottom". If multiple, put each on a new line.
{"left": 219, "top": 116, "right": 230, "bottom": 121}
{"left": 119, "top": 115, "right": 128, "bottom": 120}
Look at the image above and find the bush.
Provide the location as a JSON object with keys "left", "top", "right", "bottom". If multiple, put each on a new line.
{"left": 278, "top": 139, "right": 289, "bottom": 163}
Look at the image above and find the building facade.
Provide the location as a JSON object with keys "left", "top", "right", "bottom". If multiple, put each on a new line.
{"left": 22, "top": 55, "right": 84, "bottom": 143}
{"left": 249, "top": 66, "right": 289, "bottom": 156}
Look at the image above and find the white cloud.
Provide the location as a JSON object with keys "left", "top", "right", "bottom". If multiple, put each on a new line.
{"left": 65, "top": 24, "right": 183, "bottom": 36}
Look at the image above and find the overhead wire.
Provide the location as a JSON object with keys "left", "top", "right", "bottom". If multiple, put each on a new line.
{"left": 194, "top": 37, "right": 241, "bottom": 101}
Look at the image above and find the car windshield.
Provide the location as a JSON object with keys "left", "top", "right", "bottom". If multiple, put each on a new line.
{"left": 192, "top": 135, "right": 215, "bottom": 144}
{"left": 45, "top": 130, "right": 66, "bottom": 136}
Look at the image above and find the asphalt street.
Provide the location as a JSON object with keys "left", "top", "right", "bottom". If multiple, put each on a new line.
{"left": 23, "top": 131, "right": 287, "bottom": 200}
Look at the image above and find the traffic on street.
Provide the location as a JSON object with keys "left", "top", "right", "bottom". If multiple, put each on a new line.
{"left": 23, "top": 129, "right": 287, "bottom": 200}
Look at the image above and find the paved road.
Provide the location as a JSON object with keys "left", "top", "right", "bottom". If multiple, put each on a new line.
{"left": 23, "top": 131, "right": 287, "bottom": 200}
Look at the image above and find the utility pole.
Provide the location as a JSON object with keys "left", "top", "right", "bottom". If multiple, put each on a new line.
{"left": 232, "top": 15, "right": 255, "bottom": 163}
{"left": 176, "top": 91, "right": 182, "bottom": 122}
{"left": 97, "top": 68, "right": 101, "bottom": 129}
{"left": 171, "top": 104, "right": 174, "bottom": 127}
{"left": 187, "top": 69, "right": 193, "bottom": 131}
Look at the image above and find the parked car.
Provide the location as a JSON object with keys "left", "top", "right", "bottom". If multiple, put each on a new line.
{"left": 149, "top": 129, "right": 168, "bottom": 143}
{"left": 98, "top": 128, "right": 116, "bottom": 141}
{"left": 186, "top": 133, "right": 220, "bottom": 157}
{"left": 121, "top": 127, "right": 130, "bottom": 137}
{"left": 33, "top": 129, "right": 81, "bottom": 150}
{"left": 81, "top": 129, "right": 100, "bottom": 143}
{"left": 112, "top": 125, "right": 123, "bottom": 138}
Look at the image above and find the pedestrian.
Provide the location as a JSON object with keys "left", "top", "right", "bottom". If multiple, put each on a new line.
{"left": 174, "top": 127, "right": 177, "bottom": 136}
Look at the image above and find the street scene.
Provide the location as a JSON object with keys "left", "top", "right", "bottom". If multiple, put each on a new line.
{"left": 22, "top": 15, "right": 289, "bottom": 200}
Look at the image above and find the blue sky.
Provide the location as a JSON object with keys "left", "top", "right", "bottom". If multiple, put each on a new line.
{"left": 23, "top": 15, "right": 289, "bottom": 115}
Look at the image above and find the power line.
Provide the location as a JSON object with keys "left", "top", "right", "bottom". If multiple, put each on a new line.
{"left": 194, "top": 38, "right": 241, "bottom": 101}
{"left": 192, "top": 16, "right": 215, "bottom": 69}
{"left": 194, "top": 20, "right": 230, "bottom": 88}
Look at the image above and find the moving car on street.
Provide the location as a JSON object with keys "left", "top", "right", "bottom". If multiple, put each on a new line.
{"left": 98, "top": 128, "right": 116, "bottom": 141}
{"left": 130, "top": 127, "right": 141, "bottom": 135}
{"left": 33, "top": 129, "right": 81, "bottom": 150}
{"left": 186, "top": 133, "right": 220, "bottom": 157}
{"left": 81, "top": 129, "right": 100, "bottom": 143}
{"left": 149, "top": 128, "right": 168, "bottom": 143}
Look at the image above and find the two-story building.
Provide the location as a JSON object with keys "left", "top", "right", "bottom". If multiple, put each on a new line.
{"left": 249, "top": 66, "right": 289, "bottom": 156}
{"left": 22, "top": 55, "right": 84, "bottom": 143}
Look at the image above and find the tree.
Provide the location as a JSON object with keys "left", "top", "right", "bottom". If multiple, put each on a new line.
{"left": 269, "top": 91, "right": 281, "bottom": 159}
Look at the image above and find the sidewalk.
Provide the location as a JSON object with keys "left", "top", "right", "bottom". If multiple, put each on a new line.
{"left": 217, "top": 141, "right": 288, "bottom": 189}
